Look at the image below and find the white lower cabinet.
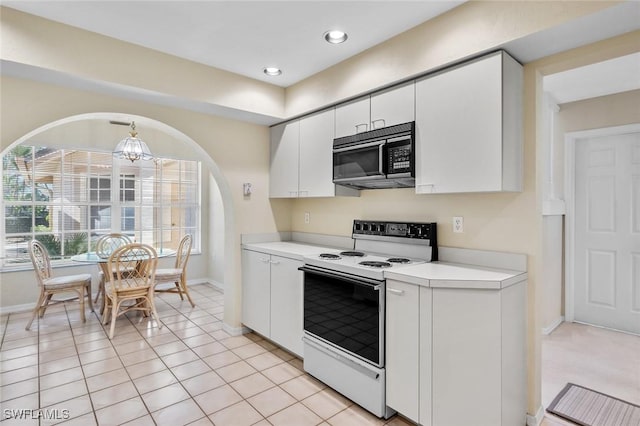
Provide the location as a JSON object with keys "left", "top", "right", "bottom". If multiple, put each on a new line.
{"left": 241, "top": 249, "right": 304, "bottom": 357}
{"left": 386, "top": 280, "right": 431, "bottom": 426}
{"left": 386, "top": 281, "right": 420, "bottom": 423}
{"left": 270, "top": 255, "right": 304, "bottom": 357}
{"left": 385, "top": 280, "right": 527, "bottom": 426}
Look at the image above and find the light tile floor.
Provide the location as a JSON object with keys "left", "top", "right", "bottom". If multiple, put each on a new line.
{"left": 0, "top": 284, "right": 413, "bottom": 426}
{"left": 541, "top": 321, "right": 640, "bottom": 426}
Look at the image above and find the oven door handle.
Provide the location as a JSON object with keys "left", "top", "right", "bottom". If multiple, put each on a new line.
{"left": 298, "top": 266, "right": 382, "bottom": 290}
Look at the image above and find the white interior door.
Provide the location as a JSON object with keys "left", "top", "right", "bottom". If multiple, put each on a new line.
{"left": 574, "top": 130, "right": 640, "bottom": 334}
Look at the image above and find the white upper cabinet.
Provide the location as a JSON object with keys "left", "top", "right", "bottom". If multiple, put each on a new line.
{"left": 370, "top": 82, "right": 415, "bottom": 130}
{"left": 270, "top": 111, "right": 357, "bottom": 198}
{"left": 269, "top": 120, "right": 300, "bottom": 198}
{"left": 335, "top": 97, "right": 370, "bottom": 138}
{"left": 335, "top": 82, "right": 416, "bottom": 138}
{"left": 415, "top": 51, "right": 523, "bottom": 194}
{"left": 298, "top": 109, "right": 335, "bottom": 197}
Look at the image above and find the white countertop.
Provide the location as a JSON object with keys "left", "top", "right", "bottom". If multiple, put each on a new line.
{"left": 242, "top": 241, "right": 339, "bottom": 261}
{"left": 385, "top": 261, "right": 527, "bottom": 290}
{"left": 242, "top": 240, "right": 527, "bottom": 289}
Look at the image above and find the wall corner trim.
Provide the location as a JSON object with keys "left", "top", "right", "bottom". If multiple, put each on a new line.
{"left": 542, "top": 317, "right": 565, "bottom": 335}
{"left": 222, "top": 322, "right": 250, "bottom": 337}
{"left": 526, "top": 405, "right": 545, "bottom": 426}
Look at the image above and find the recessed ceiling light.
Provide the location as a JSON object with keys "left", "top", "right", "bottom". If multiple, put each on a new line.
{"left": 324, "top": 30, "right": 348, "bottom": 44}
{"left": 263, "top": 67, "right": 282, "bottom": 76}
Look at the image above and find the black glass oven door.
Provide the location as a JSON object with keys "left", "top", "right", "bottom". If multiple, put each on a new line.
{"left": 301, "top": 266, "right": 382, "bottom": 366}
{"left": 333, "top": 141, "right": 385, "bottom": 182}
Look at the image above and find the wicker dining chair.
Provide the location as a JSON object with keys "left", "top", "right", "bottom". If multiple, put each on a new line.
{"left": 102, "top": 243, "right": 161, "bottom": 339}
{"left": 25, "top": 240, "right": 94, "bottom": 330}
{"left": 94, "top": 233, "right": 133, "bottom": 306}
{"left": 154, "top": 234, "right": 195, "bottom": 307}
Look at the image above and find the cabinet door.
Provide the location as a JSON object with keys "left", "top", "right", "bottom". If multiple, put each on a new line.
{"left": 270, "top": 256, "right": 304, "bottom": 357}
{"left": 299, "top": 110, "right": 335, "bottom": 197}
{"left": 270, "top": 121, "right": 300, "bottom": 198}
{"left": 241, "top": 250, "right": 271, "bottom": 337}
{"left": 415, "top": 53, "right": 503, "bottom": 194}
{"left": 418, "top": 286, "right": 432, "bottom": 426}
{"left": 370, "top": 82, "right": 415, "bottom": 130}
{"left": 385, "top": 280, "right": 419, "bottom": 422}
{"left": 432, "top": 288, "right": 501, "bottom": 426}
{"left": 335, "top": 97, "right": 370, "bottom": 138}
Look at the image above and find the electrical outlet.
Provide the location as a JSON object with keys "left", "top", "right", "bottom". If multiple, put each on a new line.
{"left": 304, "top": 212, "right": 310, "bottom": 224}
{"left": 453, "top": 216, "right": 464, "bottom": 233}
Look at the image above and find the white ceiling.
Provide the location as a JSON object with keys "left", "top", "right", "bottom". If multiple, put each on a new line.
{"left": 544, "top": 52, "right": 640, "bottom": 104}
{"left": 2, "top": 0, "right": 465, "bottom": 87}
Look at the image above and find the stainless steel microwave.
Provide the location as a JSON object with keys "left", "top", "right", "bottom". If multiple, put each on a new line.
{"left": 333, "top": 121, "right": 415, "bottom": 189}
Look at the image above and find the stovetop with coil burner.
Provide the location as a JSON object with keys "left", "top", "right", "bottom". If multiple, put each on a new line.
{"left": 304, "top": 220, "right": 437, "bottom": 280}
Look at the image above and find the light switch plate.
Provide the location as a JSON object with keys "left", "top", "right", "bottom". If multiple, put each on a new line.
{"left": 243, "top": 183, "right": 252, "bottom": 196}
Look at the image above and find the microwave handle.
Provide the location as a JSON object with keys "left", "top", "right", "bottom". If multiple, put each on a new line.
{"left": 333, "top": 140, "right": 386, "bottom": 153}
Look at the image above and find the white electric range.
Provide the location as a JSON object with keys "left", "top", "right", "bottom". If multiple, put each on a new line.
{"left": 300, "top": 220, "right": 438, "bottom": 419}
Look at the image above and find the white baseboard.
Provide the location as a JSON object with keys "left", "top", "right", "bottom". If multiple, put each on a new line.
{"left": 203, "top": 279, "right": 224, "bottom": 292}
{"left": 222, "top": 322, "right": 250, "bottom": 336}
{"left": 542, "top": 316, "right": 564, "bottom": 335}
{"left": 0, "top": 302, "right": 34, "bottom": 315}
{"left": 526, "top": 405, "right": 544, "bottom": 426}
{"left": 1, "top": 278, "right": 223, "bottom": 315}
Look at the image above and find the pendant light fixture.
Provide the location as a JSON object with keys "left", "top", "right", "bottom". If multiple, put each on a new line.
{"left": 113, "top": 121, "right": 153, "bottom": 163}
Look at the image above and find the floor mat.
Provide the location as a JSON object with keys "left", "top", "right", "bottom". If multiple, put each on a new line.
{"left": 547, "top": 383, "right": 640, "bottom": 426}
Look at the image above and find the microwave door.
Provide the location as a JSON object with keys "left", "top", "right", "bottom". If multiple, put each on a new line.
{"left": 333, "top": 140, "right": 385, "bottom": 182}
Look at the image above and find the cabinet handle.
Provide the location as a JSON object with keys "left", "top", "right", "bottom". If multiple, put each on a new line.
{"left": 299, "top": 190, "right": 308, "bottom": 197}
{"left": 371, "top": 119, "right": 385, "bottom": 129}
{"left": 388, "top": 288, "right": 405, "bottom": 296}
{"left": 259, "top": 258, "right": 270, "bottom": 263}
{"left": 289, "top": 191, "right": 298, "bottom": 197}
{"left": 355, "top": 123, "right": 368, "bottom": 133}
{"left": 270, "top": 260, "right": 280, "bottom": 265}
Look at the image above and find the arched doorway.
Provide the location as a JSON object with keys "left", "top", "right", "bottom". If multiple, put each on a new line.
{"left": 0, "top": 112, "right": 237, "bottom": 322}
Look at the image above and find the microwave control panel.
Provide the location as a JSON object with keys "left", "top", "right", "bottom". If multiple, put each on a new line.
{"left": 387, "top": 146, "right": 412, "bottom": 174}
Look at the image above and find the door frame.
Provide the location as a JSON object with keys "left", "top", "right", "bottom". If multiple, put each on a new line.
{"left": 564, "top": 123, "right": 640, "bottom": 322}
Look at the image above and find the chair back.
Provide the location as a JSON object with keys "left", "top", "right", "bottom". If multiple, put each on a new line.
{"left": 174, "top": 234, "right": 193, "bottom": 271}
{"left": 29, "top": 240, "right": 52, "bottom": 287}
{"left": 107, "top": 243, "right": 157, "bottom": 290}
{"left": 96, "top": 233, "right": 133, "bottom": 259}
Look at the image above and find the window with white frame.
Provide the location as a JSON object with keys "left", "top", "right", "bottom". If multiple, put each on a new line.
{"left": 1, "top": 146, "right": 200, "bottom": 268}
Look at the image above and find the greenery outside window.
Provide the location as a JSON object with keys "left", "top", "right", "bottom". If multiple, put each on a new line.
{"left": 1, "top": 146, "right": 200, "bottom": 269}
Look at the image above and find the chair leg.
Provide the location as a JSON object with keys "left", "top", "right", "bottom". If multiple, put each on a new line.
{"left": 94, "top": 275, "right": 104, "bottom": 304}
{"left": 102, "top": 296, "right": 111, "bottom": 325}
{"left": 25, "top": 292, "right": 46, "bottom": 330}
{"left": 86, "top": 282, "right": 95, "bottom": 313}
{"left": 40, "top": 294, "right": 54, "bottom": 318}
{"left": 109, "top": 300, "right": 120, "bottom": 339}
{"left": 181, "top": 276, "right": 196, "bottom": 308}
{"left": 147, "top": 289, "right": 162, "bottom": 330}
{"left": 175, "top": 281, "right": 184, "bottom": 300}
{"left": 78, "top": 288, "right": 86, "bottom": 323}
